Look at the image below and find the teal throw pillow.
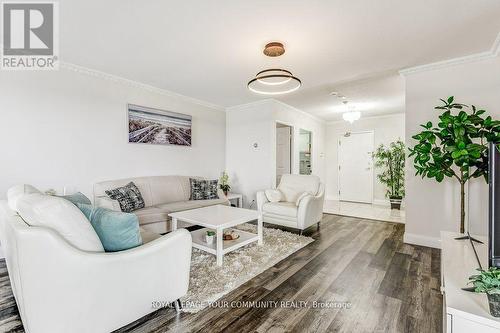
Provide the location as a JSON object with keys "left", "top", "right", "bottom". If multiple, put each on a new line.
{"left": 76, "top": 203, "right": 142, "bottom": 252}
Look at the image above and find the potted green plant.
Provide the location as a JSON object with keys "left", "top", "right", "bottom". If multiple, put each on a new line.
{"left": 469, "top": 267, "right": 500, "bottom": 317}
{"left": 373, "top": 140, "right": 405, "bottom": 210}
{"left": 409, "top": 96, "right": 500, "bottom": 234}
{"left": 219, "top": 171, "right": 231, "bottom": 196}
{"left": 205, "top": 230, "right": 215, "bottom": 245}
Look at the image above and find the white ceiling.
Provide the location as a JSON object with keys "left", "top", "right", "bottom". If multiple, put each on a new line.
{"left": 61, "top": 1, "right": 500, "bottom": 120}
{"left": 279, "top": 72, "right": 405, "bottom": 121}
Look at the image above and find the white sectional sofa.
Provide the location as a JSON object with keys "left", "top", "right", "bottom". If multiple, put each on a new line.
{"left": 94, "top": 175, "right": 230, "bottom": 233}
{"left": 0, "top": 186, "right": 192, "bottom": 333}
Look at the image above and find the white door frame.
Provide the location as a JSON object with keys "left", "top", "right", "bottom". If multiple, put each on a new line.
{"left": 337, "top": 130, "right": 374, "bottom": 203}
{"left": 273, "top": 120, "right": 294, "bottom": 188}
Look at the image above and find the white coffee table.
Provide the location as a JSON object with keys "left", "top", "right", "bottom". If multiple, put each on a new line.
{"left": 169, "top": 205, "right": 263, "bottom": 266}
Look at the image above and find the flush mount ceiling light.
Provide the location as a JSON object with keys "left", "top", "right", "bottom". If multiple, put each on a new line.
{"left": 247, "top": 42, "right": 301, "bottom": 95}
{"left": 263, "top": 42, "right": 285, "bottom": 57}
{"left": 342, "top": 101, "right": 361, "bottom": 123}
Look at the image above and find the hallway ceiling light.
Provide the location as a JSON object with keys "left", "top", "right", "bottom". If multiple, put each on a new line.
{"left": 343, "top": 111, "right": 361, "bottom": 123}
{"left": 342, "top": 101, "right": 361, "bottom": 123}
{"left": 247, "top": 42, "right": 301, "bottom": 95}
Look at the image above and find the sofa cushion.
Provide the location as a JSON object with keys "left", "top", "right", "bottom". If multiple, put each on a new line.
{"left": 262, "top": 201, "right": 298, "bottom": 218}
{"left": 140, "top": 227, "right": 161, "bottom": 244}
{"left": 7, "top": 184, "right": 42, "bottom": 211}
{"left": 133, "top": 207, "right": 170, "bottom": 225}
{"left": 278, "top": 174, "right": 320, "bottom": 203}
{"left": 193, "top": 198, "right": 229, "bottom": 207}
{"left": 148, "top": 176, "right": 191, "bottom": 205}
{"left": 265, "top": 189, "right": 282, "bottom": 203}
{"left": 105, "top": 182, "right": 145, "bottom": 213}
{"left": 155, "top": 201, "right": 201, "bottom": 213}
{"left": 16, "top": 193, "right": 104, "bottom": 252}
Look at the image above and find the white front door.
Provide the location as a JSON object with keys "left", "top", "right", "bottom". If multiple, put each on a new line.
{"left": 276, "top": 126, "right": 292, "bottom": 184}
{"left": 338, "top": 132, "right": 374, "bottom": 203}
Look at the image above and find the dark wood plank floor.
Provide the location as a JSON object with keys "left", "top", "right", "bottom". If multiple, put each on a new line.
{"left": 0, "top": 215, "right": 442, "bottom": 333}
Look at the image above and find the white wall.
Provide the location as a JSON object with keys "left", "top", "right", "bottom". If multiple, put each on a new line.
{"left": 325, "top": 114, "right": 405, "bottom": 203}
{"left": 226, "top": 100, "right": 326, "bottom": 208}
{"left": 225, "top": 101, "right": 274, "bottom": 208}
{"left": 0, "top": 66, "right": 226, "bottom": 200}
{"left": 404, "top": 54, "right": 500, "bottom": 248}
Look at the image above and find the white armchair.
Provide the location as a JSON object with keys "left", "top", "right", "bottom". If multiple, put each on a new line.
{"left": 257, "top": 174, "right": 325, "bottom": 233}
{"left": 0, "top": 201, "right": 192, "bottom": 333}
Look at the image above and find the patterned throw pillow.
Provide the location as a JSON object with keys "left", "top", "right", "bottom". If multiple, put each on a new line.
{"left": 105, "top": 182, "right": 145, "bottom": 213}
{"left": 190, "top": 179, "right": 205, "bottom": 200}
{"left": 190, "top": 179, "right": 219, "bottom": 200}
{"left": 205, "top": 180, "right": 219, "bottom": 200}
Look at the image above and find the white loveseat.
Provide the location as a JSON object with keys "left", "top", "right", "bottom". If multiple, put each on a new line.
{"left": 256, "top": 174, "right": 325, "bottom": 233}
{"left": 94, "top": 175, "right": 229, "bottom": 233}
{"left": 0, "top": 189, "right": 192, "bottom": 333}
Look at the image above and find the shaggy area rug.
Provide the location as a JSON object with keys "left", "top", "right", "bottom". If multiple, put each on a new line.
{"left": 180, "top": 223, "right": 314, "bottom": 313}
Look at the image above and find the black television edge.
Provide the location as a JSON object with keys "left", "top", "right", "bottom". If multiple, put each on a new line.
{"left": 489, "top": 141, "right": 500, "bottom": 268}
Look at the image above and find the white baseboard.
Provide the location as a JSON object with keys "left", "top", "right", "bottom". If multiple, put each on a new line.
{"left": 372, "top": 199, "right": 390, "bottom": 206}
{"left": 403, "top": 232, "right": 441, "bottom": 249}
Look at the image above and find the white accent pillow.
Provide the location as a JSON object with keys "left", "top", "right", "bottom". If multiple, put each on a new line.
{"left": 17, "top": 193, "right": 104, "bottom": 252}
{"left": 7, "top": 184, "right": 42, "bottom": 211}
{"left": 295, "top": 192, "right": 312, "bottom": 206}
{"left": 265, "top": 189, "right": 282, "bottom": 203}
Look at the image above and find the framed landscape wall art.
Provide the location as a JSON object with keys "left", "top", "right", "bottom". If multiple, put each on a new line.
{"left": 127, "top": 104, "right": 192, "bottom": 146}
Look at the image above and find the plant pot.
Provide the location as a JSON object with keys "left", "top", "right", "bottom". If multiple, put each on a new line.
{"left": 488, "top": 293, "right": 500, "bottom": 317}
{"left": 389, "top": 196, "right": 403, "bottom": 210}
{"left": 205, "top": 234, "right": 214, "bottom": 245}
{"left": 224, "top": 191, "right": 229, "bottom": 196}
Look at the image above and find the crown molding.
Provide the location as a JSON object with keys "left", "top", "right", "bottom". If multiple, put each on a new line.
{"left": 272, "top": 99, "right": 326, "bottom": 123}
{"left": 226, "top": 99, "right": 326, "bottom": 123}
{"left": 225, "top": 98, "right": 273, "bottom": 112}
{"left": 399, "top": 31, "right": 500, "bottom": 76}
{"left": 60, "top": 62, "right": 224, "bottom": 111}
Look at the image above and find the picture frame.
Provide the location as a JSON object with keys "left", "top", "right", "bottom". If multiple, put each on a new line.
{"left": 127, "top": 104, "right": 192, "bottom": 146}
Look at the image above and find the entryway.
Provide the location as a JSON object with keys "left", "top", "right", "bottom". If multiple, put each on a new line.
{"left": 323, "top": 200, "right": 405, "bottom": 223}
{"left": 338, "top": 131, "right": 374, "bottom": 203}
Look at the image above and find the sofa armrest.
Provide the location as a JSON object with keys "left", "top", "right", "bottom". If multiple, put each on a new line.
{"left": 256, "top": 191, "right": 269, "bottom": 212}
{"left": 297, "top": 184, "right": 325, "bottom": 230}
{"left": 94, "top": 195, "right": 121, "bottom": 211}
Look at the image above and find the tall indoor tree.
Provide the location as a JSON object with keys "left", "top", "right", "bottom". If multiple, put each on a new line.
{"left": 373, "top": 140, "right": 405, "bottom": 210}
{"left": 409, "top": 96, "right": 500, "bottom": 234}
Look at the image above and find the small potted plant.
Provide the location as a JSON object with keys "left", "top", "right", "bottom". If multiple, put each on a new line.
{"left": 219, "top": 171, "right": 231, "bottom": 196}
{"left": 373, "top": 140, "right": 405, "bottom": 209}
{"left": 205, "top": 230, "right": 215, "bottom": 245}
{"left": 469, "top": 267, "right": 500, "bottom": 317}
